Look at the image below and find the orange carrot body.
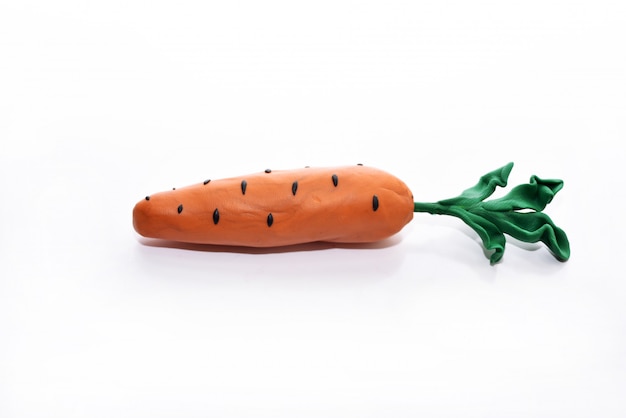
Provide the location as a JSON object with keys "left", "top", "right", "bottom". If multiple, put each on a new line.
{"left": 133, "top": 165, "right": 414, "bottom": 247}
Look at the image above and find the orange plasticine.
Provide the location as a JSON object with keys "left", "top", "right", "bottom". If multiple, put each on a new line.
{"left": 133, "top": 165, "right": 414, "bottom": 247}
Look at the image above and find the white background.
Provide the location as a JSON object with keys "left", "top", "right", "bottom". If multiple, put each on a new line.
{"left": 1, "top": 1, "right": 625, "bottom": 417}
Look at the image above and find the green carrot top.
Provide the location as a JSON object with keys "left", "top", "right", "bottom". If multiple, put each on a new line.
{"left": 413, "top": 162, "right": 570, "bottom": 264}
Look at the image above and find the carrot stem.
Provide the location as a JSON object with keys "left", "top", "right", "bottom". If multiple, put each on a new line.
{"left": 413, "top": 163, "right": 570, "bottom": 264}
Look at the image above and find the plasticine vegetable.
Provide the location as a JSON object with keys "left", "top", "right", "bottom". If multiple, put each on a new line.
{"left": 133, "top": 163, "right": 570, "bottom": 264}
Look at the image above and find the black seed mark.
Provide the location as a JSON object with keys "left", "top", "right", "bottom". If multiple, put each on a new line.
{"left": 267, "top": 213, "right": 274, "bottom": 227}
{"left": 177, "top": 204, "right": 183, "bottom": 214}
{"left": 332, "top": 174, "right": 338, "bottom": 187}
{"left": 203, "top": 179, "right": 211, "bottom": 185}
{"left": 357, "top": 163, "right": 363, "bottom": 166}
{"left": 372, "top": 195, "right": 379, "bottom": 211}
{"left": 145, "top": 196, "right": 150, "bottom": 201}
{"left": 265, "top": 169, "right": 271, "bottom": 173}
{"left": 241, "top": 180, "right": 247, "bottom": 195}
{"left": 213, "top": 208, "right": 219, "bottom": 224}
{"left": 172, "top": 188, "right": 176, "bottom": 190}
{"left": 305, "top": 165, "right": 310, "bottom": 168}
{"left": 292, "top": 181, "right": 298, "bottom": 196}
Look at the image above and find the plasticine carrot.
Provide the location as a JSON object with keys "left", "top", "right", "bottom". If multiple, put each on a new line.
{"left": 133, "top": 163, "right": 570, "bottom": 264}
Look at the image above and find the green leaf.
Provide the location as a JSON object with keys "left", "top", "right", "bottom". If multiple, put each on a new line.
{"left": 476, "top": 209, "right": 571, "bottom": 261}
{"left": 439, "top": 162, "right": 513, "bottom": 207}
{"left": 481, "top": 175, "right": 564, "bottom": 212}
{"left": 448, "top": 207, "right": 507, "bottom": 264}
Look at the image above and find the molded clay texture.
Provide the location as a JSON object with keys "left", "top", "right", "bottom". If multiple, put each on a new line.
{"left": 133, "top": 165, "right": 414, "bottom": 247}
{"left": 134, "top": 162, "right": 570, "bottom": 264}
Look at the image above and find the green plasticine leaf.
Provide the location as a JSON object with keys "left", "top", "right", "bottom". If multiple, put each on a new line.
{"left": 439, "top": 162, "right": 513, "bottom": 207}
{"left": 447, "top": 206, "right": 507, "bottom": 264}
{"left": 481, "top": 175, "right": 564, "bottom": 212}
{"left": 476, "top": 209, "right": 571, "bottom": 261}
{"left": 414, "top": 163, "right": 570, "bottom": 264}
